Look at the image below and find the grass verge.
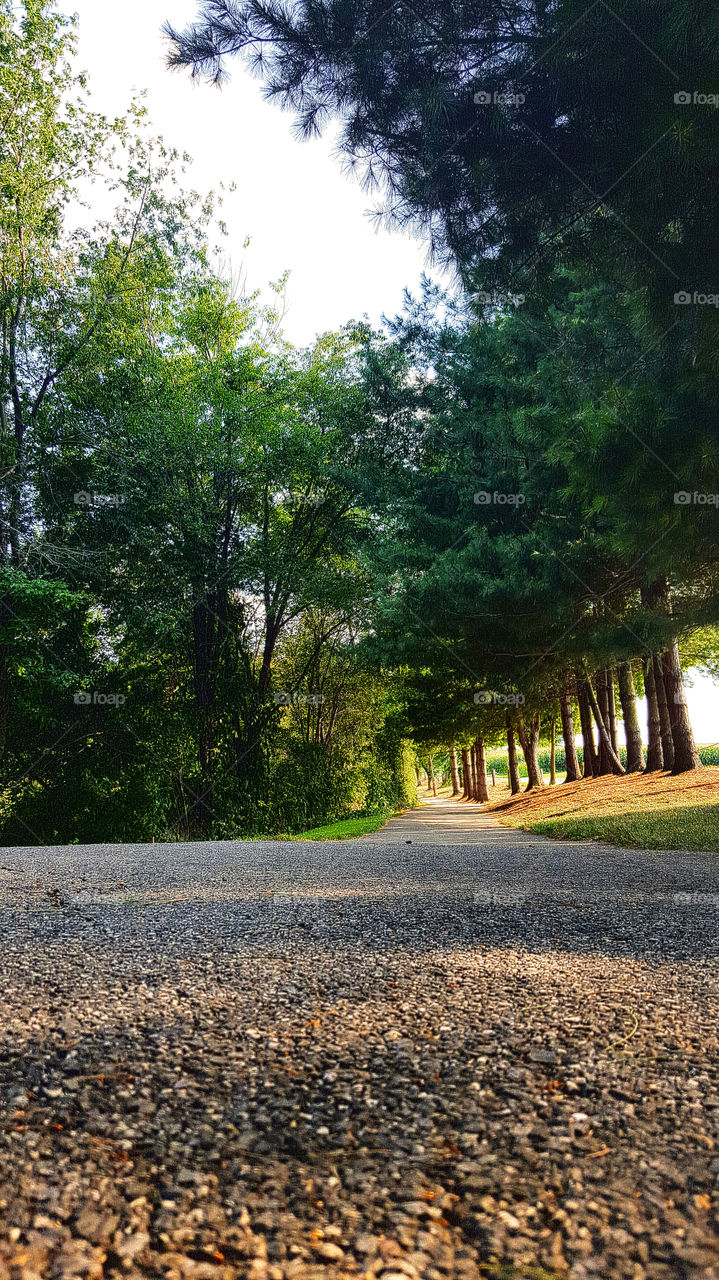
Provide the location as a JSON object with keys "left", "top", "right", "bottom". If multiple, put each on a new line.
{"left": 288, "top": 812, "right": 391, "bottom": 841}
{"left": 528, "top": 804, "right": 719, "bottom": 851}
{"left": 487, "top": 768, "right": 719, "bottom": 852}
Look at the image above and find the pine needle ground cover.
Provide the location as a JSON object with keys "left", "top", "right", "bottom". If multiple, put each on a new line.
{"left": 487, "top": 765, "right": 719, "bottom": 852}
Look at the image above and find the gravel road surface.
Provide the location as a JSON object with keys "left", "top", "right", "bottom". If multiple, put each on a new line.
{"left": 1, "top": 800, "right": 718, "bottom": 1280}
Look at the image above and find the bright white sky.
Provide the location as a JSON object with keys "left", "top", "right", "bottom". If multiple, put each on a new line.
{"left": 72, "top": 0, "right": 433, "bottom": 346}
{"left": 70, "top": 0, "right": 718, "bottom": 744}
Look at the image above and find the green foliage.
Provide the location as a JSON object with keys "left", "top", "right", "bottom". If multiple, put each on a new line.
{"left": 0, "top": 6, "right": 417, "bottom": 843}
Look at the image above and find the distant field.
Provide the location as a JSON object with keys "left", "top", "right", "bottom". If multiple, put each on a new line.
{"left": 485, "top": 742, "right": 719, "bottom": 777}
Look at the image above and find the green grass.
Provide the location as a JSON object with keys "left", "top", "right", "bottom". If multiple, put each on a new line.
{"left": 526, "top": 803, "right": 719, "bottom": 852}
{"left": 288, "top": 812, "right": 391, "bottom": 841}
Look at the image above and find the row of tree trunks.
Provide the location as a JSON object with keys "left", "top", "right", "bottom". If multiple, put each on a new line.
{"left": 653, "top": 652, "right": 675, "bottom": 771}
{"left": 569, "top": 646, "right": 699, "bottom": 780}
{"left": 659, "top": 642, "right": 701, "bottom": 771}
{"left": 474, "top": 737, "right": 489, "bottom": 801}
{"left": 584, "top": 675, "right": 625, "bottom": 774}
{"left": 643, "top": 646, "right": 701, "bottom": 773}
{"left": 458, "top": 721, "right": 532, "bottom": 798}
{"left": 662, "top": 641, "right": 701, "bottom": 771}
{"left": 427, "top": 755, "right": 438, "bottom": 796}
{"left": 447, "top": 633, "right": 698, "bottom": 804}
{"left": 458, "top": 737, "right": 491, "bottom": 803}
{"left": 572, "top": 666, "right": 638, "bottom": 778}
{"left": 575, "top": 677, "right": 598, "bottom": 778}
{"left": 644, "top": 579, "right": 702, "bottom": 774}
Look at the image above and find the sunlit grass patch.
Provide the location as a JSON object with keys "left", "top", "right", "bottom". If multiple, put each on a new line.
{"left": 288, "top": 813, "right": 391, "bottom": 841}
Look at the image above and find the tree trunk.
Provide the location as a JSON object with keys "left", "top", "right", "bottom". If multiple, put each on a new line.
{"left": 662, "top": 641, "right": 703, "bottom": 773}
{"left": 516, "top": 713, "right": 545, "bottom": 789}
{"left": 191, "top": 600, "right": 217, "bottom": 834}
{"left": 469, "top": 746, "right": 478, "bottom": 800}
{"left": 461, "top": 747, "right": 472, "bottom": 799}
{"left": 595, "top": 668, "right": 613, "bottom": 775}
{"left": 449, "top": 744, "right": 461, "bottom": 795}
{"left": 617, "top": 661, "right": 645, "bottom": 772}
{"left": 605, "top": 668, "right": 623, "bottom": 774}
{"left": 550, "top": 716, "right": 557, "bottom": 784}
{"left": 427, "top": 754, "right": 438, "bottom": 796}
{"left": 469, "top": 743, "right": 478, "bottom": 802}
{"left": 585, "top": 676, "right": 626, "bottom": 774}
{"left": 643, "top": 655, "right": 664, "bottom": 771}
{"left": 0, "top": 629, "right": 10, "bottom": 770}
{"left": 559, "top": 684, "right": 581, "bottom": 782}
{"left": 576, "top": 677, "right": 598, "bottom": 777}
{"left": 644, "top": 578, "right": 701, "bottom": 774}
{"left": 607, "top": 669, "right": 618, "bottom": 755}
{"left": 474, "top": 736, "right": 489, "bottom": 802}
{"left": 653, "top": 653, "right": 675, "bottom": 772}
{"left": 506, "top": 716, "right": 522, "bottom": 795}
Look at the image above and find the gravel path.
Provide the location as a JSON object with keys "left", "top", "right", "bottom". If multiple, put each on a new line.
{"left": 1, "top": 801, "right": 718, "bottom": 1280}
